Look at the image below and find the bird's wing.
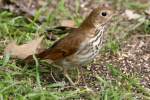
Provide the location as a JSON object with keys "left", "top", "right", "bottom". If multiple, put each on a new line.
{"left": 37, "top": 30, "right": 85, "bottom": 61}
{"left": 46, "top": 26, "right": 76, "bottom": 35}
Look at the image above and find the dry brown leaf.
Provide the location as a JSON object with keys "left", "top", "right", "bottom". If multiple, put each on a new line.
{"left": 124, "top": 9, "right": 141, "bottom": 20}
{"left": 4, "top": 36, "right": 44, "bottom": 59}
{"left": 61, "top": 20, "right": 75, "bottom": 27}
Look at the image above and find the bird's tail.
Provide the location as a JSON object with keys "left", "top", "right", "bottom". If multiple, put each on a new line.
{"left": 24, "top": 49, "right": 52, "bottom": 63}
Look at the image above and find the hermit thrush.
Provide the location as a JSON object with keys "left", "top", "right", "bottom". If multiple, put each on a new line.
{"left": 26, "top": 4, "right": 113, "bottom": 85}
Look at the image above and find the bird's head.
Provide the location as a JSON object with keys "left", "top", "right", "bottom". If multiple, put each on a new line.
{"left": 80, "top": 3, "right": 114, "bottom": 29}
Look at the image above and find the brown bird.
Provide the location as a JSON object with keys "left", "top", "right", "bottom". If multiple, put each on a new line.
{"left": 26, "top": 4, "right": 113, "bottom": 85}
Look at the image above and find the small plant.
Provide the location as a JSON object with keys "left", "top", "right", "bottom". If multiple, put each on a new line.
{"left": 144, "top": 20, "right": 150, "bottom": 34}
{"left": 104, "top": 40, "right": 120, "bottom": 54}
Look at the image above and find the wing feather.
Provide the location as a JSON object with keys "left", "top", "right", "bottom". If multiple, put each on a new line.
{"left": 37, "top": 30, "right": 85, "bottom": 61}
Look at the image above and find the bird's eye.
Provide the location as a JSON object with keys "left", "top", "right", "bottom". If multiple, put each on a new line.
{"left": 101, "top": 12, "right": 107, "bottom": 16}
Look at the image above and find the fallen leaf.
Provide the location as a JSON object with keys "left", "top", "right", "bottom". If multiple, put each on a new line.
{"left": 61, "top": 20, "right": 75, "bottom": 27}
{"left": 124, "top": 9, "right": 141, "bottom": 20}
{"left": 4, "top": 36, "right": 45, "bottom": 59}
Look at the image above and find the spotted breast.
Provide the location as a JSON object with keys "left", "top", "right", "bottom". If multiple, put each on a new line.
{"left": 75, "top": 26, "right": 105, "bottom": 63}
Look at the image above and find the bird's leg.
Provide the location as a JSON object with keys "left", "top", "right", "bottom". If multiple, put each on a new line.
{"left": 77, "top": 66, "right": 87, "bottom": 86}
{"left": 63, "top": 68, "right": 75, "bottom": 86}
{"left": 50, "top": 67, "right": 57, "bottom": 83}
{"left": 76, "top": 66, "right": 80, "bottom": 84}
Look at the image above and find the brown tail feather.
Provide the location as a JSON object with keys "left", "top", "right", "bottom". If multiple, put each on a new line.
{"left": 24, "top": 49, "right": 51, "bottom": 63}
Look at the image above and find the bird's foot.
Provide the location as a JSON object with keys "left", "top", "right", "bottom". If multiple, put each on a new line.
{"left": 64, "top": 73, "right": 76, "bottom": 86}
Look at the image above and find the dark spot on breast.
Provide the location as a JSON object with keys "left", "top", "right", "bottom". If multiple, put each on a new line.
{"left": 95, "top": 45, "right": 99, "bottom": 50}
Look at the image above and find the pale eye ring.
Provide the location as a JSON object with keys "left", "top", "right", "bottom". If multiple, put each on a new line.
{"left": 101, "top": 12, "right": 107, "bottom": 16}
